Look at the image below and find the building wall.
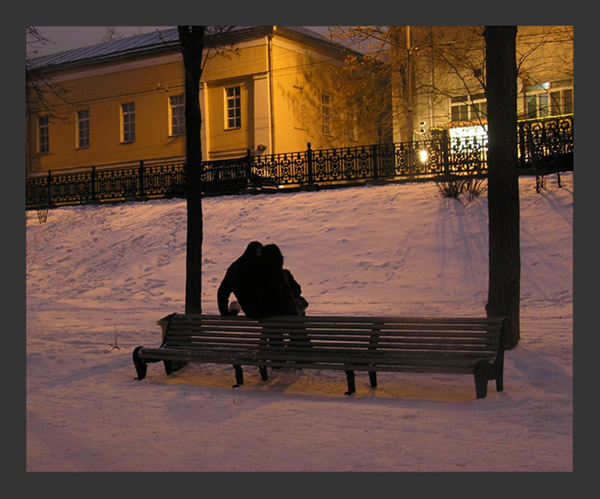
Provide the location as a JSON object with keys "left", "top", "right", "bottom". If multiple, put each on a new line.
{"left": 391, "top": 26, "right": 573, "bottom": 143}
{"left": 26, "top": 28, "right": 382, "bottom": 177}
{"left": 27, "top": 54, "right": 186, "bottom": 175}
{"left": 201, "top": 39, "right": 267, "bottom": 159}
{"left": 204, "top": 76, "right": 254, "bottom": 158}
{"left": 270, "top": 34, "right": 379, "bottom": 153}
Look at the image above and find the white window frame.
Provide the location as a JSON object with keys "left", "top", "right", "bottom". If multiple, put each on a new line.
{"left": 225, "top": 86, "right": 241, "bottom": 130}
{"left": 524, "top": 81, "right": 573, "bottom": 119}
{"left": 38, "top": 115, "right": 49, "bottom": 154}
{"left": 525, "top": 83, "right": 550, "bottom": 119}
{"left": 121, "top": 102, "right": 135, "bottom": 143}
{"left": 321, "top": 91, "right": 332, "bottom": 136}
{"left": 450, "top": 93, "right": 487, "bottom": 123}
{"left": 169, "top": 94, "right": 184, "bottom": 136}
{"left": 550, "top": 88, "right": 573, "bottom": 116}
{"left": 77, "top": 109, "right": 90, "bottom": 149}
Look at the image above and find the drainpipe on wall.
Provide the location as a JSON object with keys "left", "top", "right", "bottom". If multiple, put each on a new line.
{"left": 406, "top": 25, "right": 414, "bottom": 143}
{"left": 200, "top": 81, "right": 210, "bottom": 161}
{"left": 268, "top": 28, "right": 275, "bottom": 154}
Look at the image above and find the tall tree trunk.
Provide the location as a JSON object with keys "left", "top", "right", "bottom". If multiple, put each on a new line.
{"left": 178, "top": 26, "right": 205, "bottom": 314}
{"left": 484, "top": 26, "right": 520, "bottom": 349}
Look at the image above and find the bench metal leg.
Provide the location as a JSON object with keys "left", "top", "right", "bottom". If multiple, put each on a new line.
{"left": 132, "top": 346, "right": 147, "bottom": 380}
{"left": 495, "top": 370, "right": 504, "bottom": 392}
{"left": 233, "top": 364, "right": 244, "bottom": 388}
{"left": 164, "top": 360, "right": 188, "bottom": 375}
{"left": 259, "top": 366, "right": 268, "bottom": 382}
{"left": 474, "top": 360, "right": 496, "bottom": 399}
{"left": 344, "top": 370, "right": 356, "bottom": 396}
{"left": 368, "top": 370, "right": 377, "bottom": 389}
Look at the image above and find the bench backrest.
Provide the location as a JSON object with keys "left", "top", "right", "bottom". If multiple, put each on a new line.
{"left": 159, "top": 314, "right": 506, "bottom": 372}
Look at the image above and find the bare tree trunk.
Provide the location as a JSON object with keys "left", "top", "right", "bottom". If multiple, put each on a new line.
{"left": 484, "top": 26, "right": 521, "bottom": 349}
{"left": 178, "top": 26, "right": 205, "bottom": 314}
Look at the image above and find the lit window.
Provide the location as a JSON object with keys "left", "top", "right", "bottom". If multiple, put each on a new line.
{"left": 450, "top": 94, "right": 486, "bottom": 122}
{"left": 451, "top": 97, "right": 468, "bottom": 122}
{"left": 527, "top": 94, "right": 548, "bottom": 118}
{"left": 121, "top": 102, "right": 135, "bottom": 143}
{"left": 77, "top": 109, "right": 90, "bottom": 148}
{"left": 169, "top": 94, "right": 184, "bottom": 136}
{"left": 550, "top": 88, "right": 573, "bottom": 116}
{"left": 38, "top": 115, "right": 49, "bottom": 153}
{"left": 470, "top": 100, "right": 487, "bottom": 120}
{"left": 225, "top": 86, "right": 241, "bottom": 129}
{"left": 524, "top": 81, "right": 573, "bottom": 118}
{"left": 322, "top": 92, "right": 332, "bottom": 135}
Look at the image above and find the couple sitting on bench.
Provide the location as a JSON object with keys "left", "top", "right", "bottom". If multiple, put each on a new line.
{"left": 218, "top": 241, "right": 308, "bottom": 320}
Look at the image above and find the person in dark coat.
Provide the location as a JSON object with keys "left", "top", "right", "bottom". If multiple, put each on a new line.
{"left": 261, "top": 243, "right": 310, "bottom": 352}
{"left": 217, "top": 241, "right": 269, "bottom": 318}
{"left": 261, "top": 243, "right": 304, "bottom": 316}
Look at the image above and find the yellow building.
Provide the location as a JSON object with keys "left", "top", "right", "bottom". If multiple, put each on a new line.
{"left": 388, "top": 26, "right": 573, "bottom": 143}
{"left": 26, "top": 26, "right": 384, "bottom": 178}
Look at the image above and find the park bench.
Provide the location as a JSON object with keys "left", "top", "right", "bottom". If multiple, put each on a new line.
{"left": 132, "top": 313, "right": 507, "bottom": 399}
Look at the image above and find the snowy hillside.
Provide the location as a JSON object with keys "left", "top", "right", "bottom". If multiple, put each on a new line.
{"left": 26, "top": 173, "right": 572, "bottom": 472}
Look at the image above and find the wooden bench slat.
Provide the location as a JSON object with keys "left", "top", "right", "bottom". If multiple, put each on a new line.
{"left": 263, "top": 323, "right": 502, "bottom": 333}
{"left": 165, "top": 337, "right": 263, "bottom": 346}
{"left": 247, "top": 348, "right": 498, "bottom": 360}
{"left": 174, "top": 315, "right": 504, "bottom": 327}
{"left": 170, "top": 321, "right": 502, "bottom": 332}
{"left": 166, "top": 333, "right": 500, "bottom": 346}
{"left": 166, "top": 328, "right": 501, "bottom": 339}
{"left": 256, "top": 315, "right": 503, "bottom": 324}
{"left": 163, "top": 340, "right": 499, "bottom": 354}
{"left": 158, "top": 343, "right": 499, "bottom": 357}
{"left": 175, "top": 335, "right": 500, "bottom": 346}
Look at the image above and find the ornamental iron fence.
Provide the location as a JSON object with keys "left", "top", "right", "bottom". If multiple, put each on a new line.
{"left": 26, "top": 114, "right": 572, "bottom": 210}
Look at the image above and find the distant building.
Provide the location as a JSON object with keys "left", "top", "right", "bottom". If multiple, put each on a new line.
{"left": 26, "top": 26, "right": 384, "bottom": 177}
{"left": 389, "top": 26, "right": 573, "bottom": 143}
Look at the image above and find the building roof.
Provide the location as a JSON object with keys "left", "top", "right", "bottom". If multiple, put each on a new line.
{"left": 28, "top": 27, "right": 176, "bottom": 72}
{"left": 27, "top": 26, "right": 356, "bottom": 73}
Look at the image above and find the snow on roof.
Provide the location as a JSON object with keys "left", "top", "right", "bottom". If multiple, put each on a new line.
{"left": 27, "top": 26, "right": 351, "bottom": 72}
{"left": 27, "top": 28, "right": 181, "bottom": 71}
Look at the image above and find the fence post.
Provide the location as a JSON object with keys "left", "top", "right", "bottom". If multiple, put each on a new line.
{"left": 90, "top": 166, "right": 97, "bottom": 203}
{"left": 46, "top": 170, "right": 52, "bottom": 207}
{"left": 518, "top": 122, "right": 526, "bottom": 170}
{"left": 372, "top": 144, "right": 379, "bottom": 180}
{"left": 441, "top": 129, "right": 450, "bottom": 180}
{"left": 138, "top": 160, "right": 145, "bottom": 199}
{"left": 307, "top": 142, "right": 314, "bottom": 185}
{"left": 245, "top": 148, "right": 253, "bottom": 187}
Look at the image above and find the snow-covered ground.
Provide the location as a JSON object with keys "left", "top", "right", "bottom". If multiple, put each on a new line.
{"left": 26, "top": 173, "right": 572, "bottom": 472}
